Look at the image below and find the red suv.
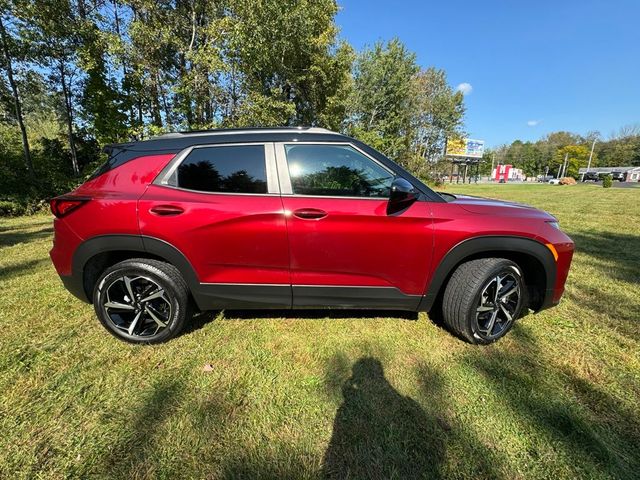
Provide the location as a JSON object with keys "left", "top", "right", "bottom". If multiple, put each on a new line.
{"left": 49, "top": 127, "right": 574, "bottom": 344}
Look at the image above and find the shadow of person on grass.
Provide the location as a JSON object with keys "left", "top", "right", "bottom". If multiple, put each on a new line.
{"left": 322, "top": 357, "right": 444, "bottom": 479}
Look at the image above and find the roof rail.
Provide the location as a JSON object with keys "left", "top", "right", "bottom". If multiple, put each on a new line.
{"left": 151, "top": 126, "right": 334, "bottom": 140}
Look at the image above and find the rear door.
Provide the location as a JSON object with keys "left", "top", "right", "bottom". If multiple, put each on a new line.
{"left": 276, "top": 142, "right": 433, "bottom": 309}
{"left": 138, "top": 142, "right": 291, "bottom": 308}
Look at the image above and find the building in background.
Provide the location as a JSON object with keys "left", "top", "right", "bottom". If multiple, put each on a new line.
{"left": 492, "top": 164, "right": 524, "bottom": 182}
{"left": 578, "top": 166, "right": 640, "bottom": 182}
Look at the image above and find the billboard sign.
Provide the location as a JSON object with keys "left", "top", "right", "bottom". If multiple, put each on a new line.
{"left": 446, "top": 138, "right": 485, "bottom": 158}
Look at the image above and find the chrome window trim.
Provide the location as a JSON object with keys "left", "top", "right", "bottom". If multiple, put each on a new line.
{"left": 283, "top": 194, "right": 389, "bottom": 201}
{"left": 153, "top": 142, "right": 280, "bottom": 194}
{"left": 152, "top": 184, "right": 281, "bottom": 197}
{"left": 274, "top": 141, "right": 397, "bottom": 199}
{"left": 264, "top": 142, "right": 280, "bottom": 194}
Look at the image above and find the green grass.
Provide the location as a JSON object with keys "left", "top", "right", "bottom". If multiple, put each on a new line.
{"left": 1, "top": 183, "right": 638, "bottom": 479}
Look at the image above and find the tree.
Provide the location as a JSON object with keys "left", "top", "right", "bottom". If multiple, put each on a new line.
{"left": 409, "top": 67, "right": 465, "bottom": 174}
{"left": 18, "top": 0, "right": 82, "bottom": 175}
{"left": 0, "top": 3, "right": 33, "bottom": 179}
{"left": 347, "top": 39, "right": 419, "bottom": 164}
{"left": 76, "top": 4, "right": 128, "bottom": 144}
{"left": 552, "top": 145, "right": 590, "bottom": 178}
{"left": 224, "top": 0, "right": 352, "bottom": 128}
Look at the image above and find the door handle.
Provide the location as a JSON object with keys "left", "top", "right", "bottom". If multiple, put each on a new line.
{"left": 293, "top": 208, "right": 327, "bottom": 220}
{"left": 150, "top": 205, "right": 184, "bottom": 216}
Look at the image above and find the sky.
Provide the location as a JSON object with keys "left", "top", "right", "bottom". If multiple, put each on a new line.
{"left": 336, "top": 0, "right": 640, "bottom": 147}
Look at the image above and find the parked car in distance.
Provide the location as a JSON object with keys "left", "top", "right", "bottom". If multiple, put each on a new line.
{"left": 611, "top": 171, "right": 625, "bottom": 181}
{"left": 548, "top": 178, "right": 561, "bottom": 185}
{"left": 582, "top": 171, "right": 600, "bottom": 182}
{"left": 49, "top": 127, "right": 574, "bottom": 345}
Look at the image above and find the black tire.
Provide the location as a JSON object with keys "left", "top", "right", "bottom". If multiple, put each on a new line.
{"left": 442, "top": 258, "right": 525, "bottom": 345}
{"left": 93, "top": 258, "right": 192, "bottom": 344}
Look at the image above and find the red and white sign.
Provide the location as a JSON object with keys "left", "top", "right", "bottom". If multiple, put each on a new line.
{"left": 492, "top": 165, "right": 524, "bottom": 182}
{"left": 494, "top": 164, "right": 512, "bottom": 182}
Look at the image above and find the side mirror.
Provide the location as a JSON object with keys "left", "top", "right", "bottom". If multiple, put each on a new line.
{"left": 387, "top": 177, "right": 418, "bottom": 215}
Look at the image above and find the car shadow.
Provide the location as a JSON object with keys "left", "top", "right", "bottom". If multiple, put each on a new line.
{"left": 183, "top": 308, "right": 419, "bottom": 336}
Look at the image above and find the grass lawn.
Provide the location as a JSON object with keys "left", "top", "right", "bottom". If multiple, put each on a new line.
{"left": 1, "top": 183, "right": 638, "bottom": 479}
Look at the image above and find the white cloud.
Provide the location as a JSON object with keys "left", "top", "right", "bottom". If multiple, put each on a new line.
{"left": 527, "top": 120, "right": 540, "bottom": 127}
{"left": 456, "top": 82, "right": 473, "bottom": 96}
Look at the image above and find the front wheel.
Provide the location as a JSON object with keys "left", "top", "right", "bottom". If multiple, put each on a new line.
{"left": 442, "top": 258, "right": 525, "bottom": 344}
{"left": 93, "top": 258, "right": 192, "bottom": 344}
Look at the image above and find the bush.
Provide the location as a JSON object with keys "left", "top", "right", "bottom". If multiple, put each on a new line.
{"left": 0, "top": 200, "right": 26, "bottom": 216}
{"left": 602, "top": 174, "right": 612, "bottom": 188}
{"left": 559, "top": 177, "right": 577, "bottom": 185}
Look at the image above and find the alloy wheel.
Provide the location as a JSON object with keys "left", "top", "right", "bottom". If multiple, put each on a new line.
{"left": 103, "top": 275, "right": 172, "bottom": 338}
{"left": 475, "top": 272, "right": 521, "bottom": 339}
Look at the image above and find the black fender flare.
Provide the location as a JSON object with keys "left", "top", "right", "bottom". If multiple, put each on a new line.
{"left": 69, "top": 235, "right": 200, "bottom": 303}
{"left": 418, "top": 236, "right": 556, "bottom": 312}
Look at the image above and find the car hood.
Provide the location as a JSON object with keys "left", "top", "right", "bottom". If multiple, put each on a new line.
{"left": 448, "top": 194, "right": 555, "bottom": 219}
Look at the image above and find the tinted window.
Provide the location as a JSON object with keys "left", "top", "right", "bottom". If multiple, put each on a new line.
{"left": 285, "top": 144, "right": 394, "bottom": 197}
{"left": 176, "top": 145, "right": 267, "bottom": 193}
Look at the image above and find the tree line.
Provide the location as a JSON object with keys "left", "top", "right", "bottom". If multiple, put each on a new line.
{"left": 482, "top": 127, "right": 640, "bottom": 179}
{"left": 0, "top": 0, "right": 465, "bottom": 214}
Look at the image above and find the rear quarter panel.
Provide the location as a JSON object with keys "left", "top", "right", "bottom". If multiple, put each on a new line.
{"left": 50, "top": 154, "right": 175, "bottom": 276}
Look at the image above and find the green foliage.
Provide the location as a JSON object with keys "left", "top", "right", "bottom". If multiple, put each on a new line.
{"left": 7, "top": 0, "right": 636, "bottom": 212}
{"left": 347, "top": 40, "right": 465, "bottom": 178}
{"left": 1, "top": 186, "right": 640, "bottom": 478}
{"left": 2, "top": 1, "right": 472, "bottom": 212}
{"left": 348, "top": 39, "right": 418, "bottom": 163}
{"left": 493, "top": 126, "right": 640, "bottom": 181}
{"left": 602, "top": 174, "right": 612, "bottom": 188}
{"left": 0, "top": 199, "right": 24, "bottom": 216}
{"left": 552, "top": 145, "right": 590, "bottom": 178}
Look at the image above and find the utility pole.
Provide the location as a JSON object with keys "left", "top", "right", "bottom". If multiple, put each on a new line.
{"left": 558, "top": 152, "right": 568, "bottom": 178}
{"left": 581, "top": 139, "right": 596, "bottom": 181}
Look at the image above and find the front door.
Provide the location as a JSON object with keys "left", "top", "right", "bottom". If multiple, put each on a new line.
{"left": 139, "top": 143, "right": 291, "bottom": 308}
{"left": 276, "top": 143, "right": 433, "bottom": 309}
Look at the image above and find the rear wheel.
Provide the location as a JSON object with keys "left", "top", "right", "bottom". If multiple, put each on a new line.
{"left": 93, "top": 259, "right": 192, "bottom": 344}
{"left": 442, "top": 258, "right": 525, "bottom": 344}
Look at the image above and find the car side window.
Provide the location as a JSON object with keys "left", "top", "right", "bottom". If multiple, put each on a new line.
{"left": 285, "top": 144, "right": 394, "bottom": 197}
{"left": 176, "top": 145, "right": 268, "bottom": 194}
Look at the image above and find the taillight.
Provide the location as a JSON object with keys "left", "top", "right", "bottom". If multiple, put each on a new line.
{"left": 49, "top": 196, "right": 91, "bottom": 218}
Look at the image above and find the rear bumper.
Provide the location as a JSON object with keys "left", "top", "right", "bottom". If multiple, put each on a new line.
{"left": 59, "top": 273, "right": 91, "bottom": 303}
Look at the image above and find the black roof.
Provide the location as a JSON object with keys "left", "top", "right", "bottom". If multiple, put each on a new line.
{"left": 103, "top": 127, "right": 349, "bottom": 155}
{"left": 97, "top": 127, "right": 444, "bottom": 202}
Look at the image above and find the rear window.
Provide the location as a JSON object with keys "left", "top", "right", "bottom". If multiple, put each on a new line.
{"left": 90, "top": 143, "right": 144, "bottom": 180}
{"left": 89, "top": 150, "right": 127, "bottom": 180}
{"left": 175, "top": 145, "right": 267, "bottom": 194}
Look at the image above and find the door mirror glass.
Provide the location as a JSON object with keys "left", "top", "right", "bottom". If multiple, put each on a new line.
{"left": 387, "top": 177, "right": 418, "bottom": 215}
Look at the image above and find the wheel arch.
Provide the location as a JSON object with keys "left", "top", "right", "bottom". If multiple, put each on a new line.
{"left": 419, "top": 236, "right": 556, "bottom": 313}
{"left": 70, "top": 235, "right": 200, "bottom": 305}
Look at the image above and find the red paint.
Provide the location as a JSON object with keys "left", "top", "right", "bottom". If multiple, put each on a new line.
{"left": 281, "top": 196, "right": 433, "bottom": 294}
{"left": 50, "top": 153, "right": 574, "bottom": 306}
{"left": 138, "top": 185, "right": 290, "bottom": 284}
